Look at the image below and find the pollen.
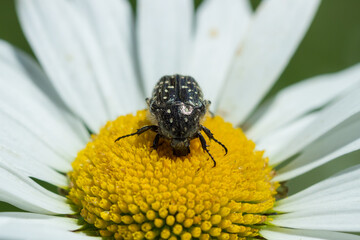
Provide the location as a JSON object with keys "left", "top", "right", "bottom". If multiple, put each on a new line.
{"left": 68, "top": 110, "right": 278, "bottom": 239}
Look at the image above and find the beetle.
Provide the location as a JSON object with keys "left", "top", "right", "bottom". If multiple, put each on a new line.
{"left": 115, "top": 74, "right": 227, "bottom": 167}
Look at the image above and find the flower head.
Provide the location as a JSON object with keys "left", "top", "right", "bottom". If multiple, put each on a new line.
{"left": 68, "top": 110, "right": 278, "bottom": 239}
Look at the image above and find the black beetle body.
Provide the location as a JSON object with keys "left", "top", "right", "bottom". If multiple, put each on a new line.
{"left": 148, "top": 75, "right": 209, "bottom": 156}
{"left": 115, "top": 74, "right": 227, "bottom": 166}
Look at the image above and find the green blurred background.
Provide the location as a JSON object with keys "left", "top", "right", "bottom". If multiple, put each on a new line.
{"left": 0, "top": 0, "right": 359, "bottom": 211}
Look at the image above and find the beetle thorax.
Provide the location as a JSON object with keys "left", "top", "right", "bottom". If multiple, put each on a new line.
{"left": 151, "top": 102, "right": 205, "bottom": 140}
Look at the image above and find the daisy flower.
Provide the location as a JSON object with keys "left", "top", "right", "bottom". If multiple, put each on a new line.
{"left": 1, "top": 0, "right": 359, "bottom": 239}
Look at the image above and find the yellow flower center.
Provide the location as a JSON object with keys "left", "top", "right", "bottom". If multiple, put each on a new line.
{"left": 68, "top": 110, "right": 278, "bottom": 239}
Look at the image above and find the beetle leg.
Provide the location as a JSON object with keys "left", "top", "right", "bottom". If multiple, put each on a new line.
{"left": 204, "top": 100, "right": 215, "bottom": 117}
{"left": 115, "top": 125, "right": 158, "bottom": 142}
{"left": 152, "top": 134, "right": 161, "bottom": 149}
{"left": 201, "top": 126, "right": 228, "bottom": 155}
{"left": 145, "top": 98, "right": 151, "bottom": 107}
{"left": 198, "top": 132, "right": 216, "bottom": 167}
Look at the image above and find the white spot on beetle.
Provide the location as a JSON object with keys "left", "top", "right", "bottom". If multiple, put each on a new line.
{"left": 167, "top": 109, "right": 171, "bottom": 113}
{"left": 169, "top": 118, "right": 173, "bottom": 123}
{"left": 180, "top": 105, "right": 193, "bottom": 115}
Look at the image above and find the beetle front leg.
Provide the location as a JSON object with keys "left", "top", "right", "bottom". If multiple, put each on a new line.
{"left": 198, "top": 132, "right": 216, "bottom": 167}
{"left": 201, "top": 126, "right": 228, "bottom": 155}
{"left": 152, "top": 134, "right": 161, "bottom": 149}
{"left": 115, "top": 125, "right": 158, "bottom": 142}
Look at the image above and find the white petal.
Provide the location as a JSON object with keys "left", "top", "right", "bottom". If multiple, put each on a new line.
{"left": 270, "top": 87, "right": 360, "bottom": 165}
{"left": 0, "top": 145, "right": 67, "bottom": 187}
{"left": 0, "top": 40, "right": 88, "bottom": 160}
{"left": 247, "top": 63, "right": 360, "bottom": 140}
{"left": 72, "top": 0, "right": 144, "bottom": 118}
{"left": 276, "top": 200, "right": 360, "bottom": 215}
{"left": 17, "top": 0, "right": 117, "bottom": 132}
{"left": 261, "top": 226, "right": 360, "bottom": 240}
{"left": 217, "top": 0, "right": 320, "bottom": 124}
{"left": 257, "top": 113, "right": 318, "bottom": 158}
{"left": 137, "top": 0, "right": 193, "bottom": 95}
{"left": 0, "top": 112, "right": 71, "bottom": 172}
{"left": 275, "top": 165, "right": 360, "bottom": 213}
{"left": 275, "top": 114, "right": 360, "bottom": 181}
{"left": 0, "top": 167, "right": 72, "bottom": 214}
{"left": 0, "top": 212, "right": 79, "bottom": 231}
{"left": 0, "top": 40, "right": 88, "bottom": 140}
{"left": 0, "top": 216, "right": 98, "bottom": 240}
{"left": 271, "top": 209, "right": 360, "bottom": 232}
{"left": 188, "top": 0, "right": 251, "bottom": 103}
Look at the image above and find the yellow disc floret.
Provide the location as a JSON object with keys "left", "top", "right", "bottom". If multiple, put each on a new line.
{"left": 68, "top": 110, "right": 278, "bottom": 239}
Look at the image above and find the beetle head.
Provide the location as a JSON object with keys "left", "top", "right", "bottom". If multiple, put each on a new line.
{"left": 170, "top": 138, "right": 190, "bottom": 156}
